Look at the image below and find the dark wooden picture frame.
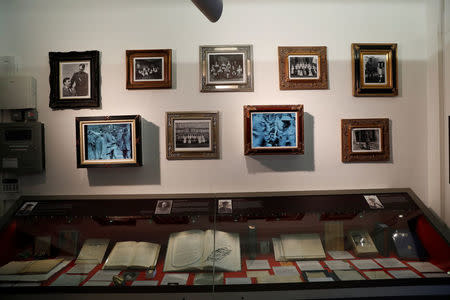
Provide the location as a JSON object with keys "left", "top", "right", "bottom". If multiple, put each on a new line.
{"left": 341, "top": 118, "right": 390, "bottom": 162}
{"left": 200, "top": 45, "right": 253, "bottom": 92}
{"left": 278, "top": 46, "right": 328, "bottom": 90}
{"left": 49, "top": 51, "right": 100, "bottom": 109}
{"left": 75, "top": 115, "right": 142, "bottom": 168}
{"left": 244, "top": 105, "right": 304, "bottom": 155}
{"left": 126, "top": 49, "right": 172, "bottom": 89}
{"left": 166, "top": 111, "right": 219, "bottom": 160}
{"left": 352, "top": 43, "right": 398, "bottom": 97}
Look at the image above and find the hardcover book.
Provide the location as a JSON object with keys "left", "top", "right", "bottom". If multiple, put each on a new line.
{"left": 76, "top": 239, "right": 110, "bottom": 265}
{"left": 391, "top": 229, "right": 428, "bottom": 260}
{"left": 163, "top": 229, "right": 241, "bottom": 272}
{"left": 279, "top": 233, "right": 326, "bottom": 260}
{"left": 103, "top": 241, "right": 160, "bottom": 270}
{"left": 0, "top": 258, "right": 63, "bottom": 275}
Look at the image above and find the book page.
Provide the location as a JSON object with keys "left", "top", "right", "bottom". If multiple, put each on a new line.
{"left": 272, "top": 237, "right": 286, "bottom": 261}
{"left": 164, "top": 230, "right": 205, "bottom": 272}
{"left": 103, "top": 241, "right": 136, "bottom": 269}
{"left": 129, "top": 242, "right": 160, "bottom": 269}
{"left": 280, "top": 233, "right": 325, "bottom": 260}
{"left": 0, "top": 261, "right": 31, "bottom": 275}
{"left": 206, "top": 230, "right": 241, "bottom": 272}
{"left": 76, "top": 239, "right": 109, "bottom": 264}
{"left": 23, "top": 258, "right": 64, "bottom": 274}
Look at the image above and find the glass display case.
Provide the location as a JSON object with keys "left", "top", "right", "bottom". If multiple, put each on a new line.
{"left": 0, "top": 188, "right": 449, "bottom": 299}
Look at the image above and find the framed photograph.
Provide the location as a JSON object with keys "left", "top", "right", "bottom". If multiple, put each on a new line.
{"left": 75, "top": 115, "right": 142, "bottom": 168}
{"left": 16, "top": 202, "right": 38, "bottom": 216}
{"left": 352, "top": 43, "right": 398, "bottom": 96}
{"left": 364, "top": 195, "right": 384, "bottom": 209}
{"left": 166, "top": 111, "right": 219, "bottom": 160}
{"left": 155, "top": 200, "right": 173, "bottom": 215}
{"left": 341, "top": 118, "right": 390, "bottom": 162}
{"left": 126, "top": 49, "right": 172, "bottom": 89}
{"left": 278, "top": 46, "right": 328, "bottom": 90}
{"left": 49, "top": 51, "right": 100, "bottom": 109}
{"left": 244, "top": 105, "right": 304, "bottom": 155}
{"left": 218, "top": 199, "right": 232, "bottom": 214}
{"left": 200, "top": 45, "right": 253, "bottom": 92}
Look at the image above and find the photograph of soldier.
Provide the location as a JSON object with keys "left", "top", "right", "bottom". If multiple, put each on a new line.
{"left": 174, "top": 120, "right": 211, "bottom": 151}
{"left": 251, "top": 112, "right": 297, "bottom": 148}
{"left": 155, "top": 200, "right": 173, "bottom": 215}
{"left": 134, "top": 57, "right": 163, "bottom": 81}
{"left": 84, "top": 123, "right": 132, "bottom": 161}
{"left": 207, "top": 53, "right": 245, "bottom": 84}
{"left": 60, "top": 61, "right": 90, "bottom": 98}
{"left": 288, "top": 55, "right": 319, "bottom": 79}
{"left": 363, "top": 55, "right": 386, "bottom": 84}
{"left": 16, "top": 202, "right": 38, "bottom": 216}
{"left": 351, "top": 128, "right": 381, "bottom": 152}
{"left": 218, "top": 199, "right": 232, "bottom": 214}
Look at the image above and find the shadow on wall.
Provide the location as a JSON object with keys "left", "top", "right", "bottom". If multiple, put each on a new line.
{"left": 87, "top": 118, "right": 161, "bottom": 186}
{"left": 245, "top": 112, "right": 315, "bottom": 173}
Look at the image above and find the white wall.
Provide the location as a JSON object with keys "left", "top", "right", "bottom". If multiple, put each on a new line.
{"left": 1, "top": 0, "right": 444, "bottom": 219}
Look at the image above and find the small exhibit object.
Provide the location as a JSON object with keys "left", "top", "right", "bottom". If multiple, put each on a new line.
{"left": 0, "top": 76, "right": 36, "bottom": 109}
{"left": 83, "top": 280, "right": 111, "bottom": 287}
{"left": 161, "top": 273, "right": 189, "bottom": 285}
{"left": 387, "top": 270, "right": 421, "bottom": 279}
{"left": 247, "top": 225, "right": 257, "bottom": 259}
{"left": 374, "top": 258, "right": 407, "bottom": 269}
{"left": 76, "top": 238, "right": 109, "bottom": 265}
{"left": 75, "top": 115, "right": 142, "bottom": 168}
{"left": 278, "top": 46, "right": 328, "bottom": 90}
{"left": 296, "top": 260, "right": 324, "bottom": 271}
{"left": 324, "top": 221, "right": 345, "bottom": 251}
{"left": 103, "top": 241, "right": 160, "bottom": 270}
{"left": 193, "top": 272, "right": 224, "bottom": 285}
{"left": 200, "top": 44, "right": 253, "bottom": 92}
{"left": 51, "top": 274, "right": 87, "bottom": 286}
{"left": 328, "top": 251, "right": 354, "bottom": 260}
{"left": 49, "top": 51, "right": 100, "bottom": 109}
{"left": 16, "top": 202, "right": 38, "bottom": 216}
{"left": 334, "top": 270, "right": 365, "bottom": 281}
{"left": 89, "top": 270, "right": 120, "bottom": 281}
{"left": 244, "top": 105, "right": 304, "bottom": 155}
{"left": 272, "top": 266, "right": 299, "bottom": 277}
{"left": 257, "top": 274, "right": 302, "bottom": 283}
{"left": 218, "top": 199, "right": 232, "bottom": 214}
{"left": 363, "top": 270, "right": 393, "bottom": 280}
{"left": 364, "top": 195, "right": 384, "bottom": 209}
{"left": 407, "top": 262, "right": 443, "bottom": 273}
{"left": 272, "top": 238, "right": 287, "bottom": 262}
{"left": 324, "top": 260, "right": 352, "bottom": 270}
{"left": 246, "top": 259, "right": 270, "bottom": 270}
{"left": 352, "top": 43, "right": 398, "bottom": 97}
{"left": 67, "top": 264, "right": 97, "bottom": 275}
{"left": 350, "top": 259, "right": 382, "bottom": 270}
{"left": 247, "top": 270, "right": 270, "bottom": 280}
{"left": 166, "top": 111, "right": 219, "bottom": 160}
{"left": 126, "top": 49, "right": 172, "bottom": 89}
{"left": 348, "top": 230, "right": 379, "bottom": 256}
{"left": 225, "top": 277, "right": 252, "bottom": 285}
{"left": 155, "top": 200, "right": 173, "bottom": 215}
{"left": 371, "top": 223, "right": 391, "bottom": 257}
{"left": 58, "top": 230, "right": 79, "bottom": 257}
{"left": 391, "top": 229, "right": 428, "bottom": 260}
{"left": 164, "top": 229, "right": 241, "bottom": 272}
{"left": 279, "top": 233, "right": 326, "bottom": 260}
{"left": 341, "top": 118, "right": 390, "bottom": 162}
{"left": 34, "top": 236, "right": 51, "bottom": 257}
{"left": 132, "top": 280, "right": 159, "bottom": 286}
{"left": 305, "top": 271, "right": 334, "bottom": 282}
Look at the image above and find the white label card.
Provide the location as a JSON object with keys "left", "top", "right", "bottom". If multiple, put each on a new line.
{"left": 246, "top": 259, "right": 270, "bottom": 270}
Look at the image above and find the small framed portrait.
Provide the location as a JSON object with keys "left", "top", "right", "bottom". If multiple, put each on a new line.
{"left": 75, "top": 115, "right": 142, "bottom": 168}
{"left": 166, "top": 111, "right": 219, "bottom": 160}
{"left": 16, "top": 201, "right": 38, "bottom": 216}
{"left": 244, "top": 105, "right": 304, "bottom": 155}
{"left": 218, "top": 199, "right": 232, "bottom": 214}
{"left": 364, "top": 195, "right": 384, "bottom": 209}
{"left": 49, "top": 51, "right": 100, "bottom": 109}
{"left": 155, "top": 200, "right": 173, "bottom": 215}
{"left": 126, "top": 49, "right": 172, "bottom": 89}
{"left": 341, "top": 118, "right": 390, "bottom": 162}
{"left": 278, "top": 46, "right": 328, "bottom": 90}
{"left": 352, "top": 43, "right": 398, "bottom": 96}
{"left": 200, "top": 45, "right": 253, "bottom": 92}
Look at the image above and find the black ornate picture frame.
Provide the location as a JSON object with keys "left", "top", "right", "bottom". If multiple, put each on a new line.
{"left": 49, "top": 51, "right": 100, "bottom": 109}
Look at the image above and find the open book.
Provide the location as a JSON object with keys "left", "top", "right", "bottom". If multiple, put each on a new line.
{"left": 103, "top": 241, "right": 160, "bottom": 270}
{"left": 164, "top": 229, "right": 241, "bottom": 272}
{"left": 0, "top": 258, "right": 63, "bottom": 275}
{"left": 75, "top": 239, "right": 109, "bottom": 264}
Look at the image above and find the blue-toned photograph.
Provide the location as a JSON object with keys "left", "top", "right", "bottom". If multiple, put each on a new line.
{"left": 84, "top": 123, "right": 132, "bottom": 160}
{"left": 251, "top": 112, "right": 297, "bottom": 148}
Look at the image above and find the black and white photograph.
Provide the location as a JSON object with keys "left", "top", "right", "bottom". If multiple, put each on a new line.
{"left": 363, "top": 54, "right": 386, "bottom": 84}
{"left": 84, "top": 123, "right": 133, "bottom": 161}
{"left": 59, "top": 61, "right": 91, "bottom": 99}
{"left": 351, "top": 128, "right": 381, "bottom": 152}
{"left": 16, "top": 202, "right": 38, "bottom": 216}
{"left": 364, "top": 195, "right": 384, "bottom": 209}
{"left": 76, "top": 115, "right": 142, "bottom": 168}
{"left": 133, "top": 57, "right": 164, "bottom": 82}
{"left": 218, "top": 199, "right": 232, "bottom": 214}
{"left": 207, "top": 53, "right": 246, "bottom": 84}
{"left": 288, "top": 55, "right": 319, "bottom": 79}
{"left": 174, "top": 120, "right": 211, "bottom": 152}
{"left": 166, "top": 112, "right": 219, "bottom": 160}
{"left": 251, "top": 112, "right": 298, "bottom": 149}
{"left": 155, "top": 200, "right": 173, "bottom": 215}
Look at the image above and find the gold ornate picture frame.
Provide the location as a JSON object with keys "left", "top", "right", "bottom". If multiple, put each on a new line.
{"left": 278, "top": 46, "right": 328, "bottom": 90}
{"left": 352, "top": 43, "right": 398, "bottom": 97}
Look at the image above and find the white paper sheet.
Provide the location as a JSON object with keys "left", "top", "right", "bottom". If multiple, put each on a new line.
{"left": 66, "top": 264, "right": 97, "bottom": 274}
{"left": 246, "top": 260, "right": 270, "bottom": 270}
{"left": 83, "top": 280, "right": 111, "bottom": 286}
{"left": 13, "top": 282, "right": 41, "bottom": 287}
{"left": 350, "top": 259, "right": 382, "bottom": 270}
{"left": 363, "top": 270, "right": 393, "bottom": 280}
{"left": 51, "top": 274, "right": 87, "bottom": 286}
{"left": 296, "top": 260, "right": 324, "bottom": 271}
{"left": 160, "top": 273, "right": 189, "bottom": 285}
{"left": 308, "top": 277, "right": 334, "bottom": 282}
{"left": 422, "top": 273, "right": 450, "bottom": 278}
{"left": 324, "top": 260, "right": 352, "bottom": 270}
{"left": 374, "top": 258, "right": 407, "bottom": 268}
{"left": 388, "top": 270, "right": 421, "bottom": 279}
{"left": 328, "top": 251, "right": 355, "bottom": 260}
{"left": 407, "top": 262, "right": 444, "bottom": 273}
{"left": 272, "top": 266, "right": 299, "bottom": 277}
{"left": 225, "top": 277, "right": 252, "bottom": 285}
{"left": 89, "top": 270, "right": 120, "bottom": 281}
{"left": 334, "top": 270, "right": 365, "bottom": 281}
{"left": 132, "top": 280, "right": 159, "bottom": 286}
